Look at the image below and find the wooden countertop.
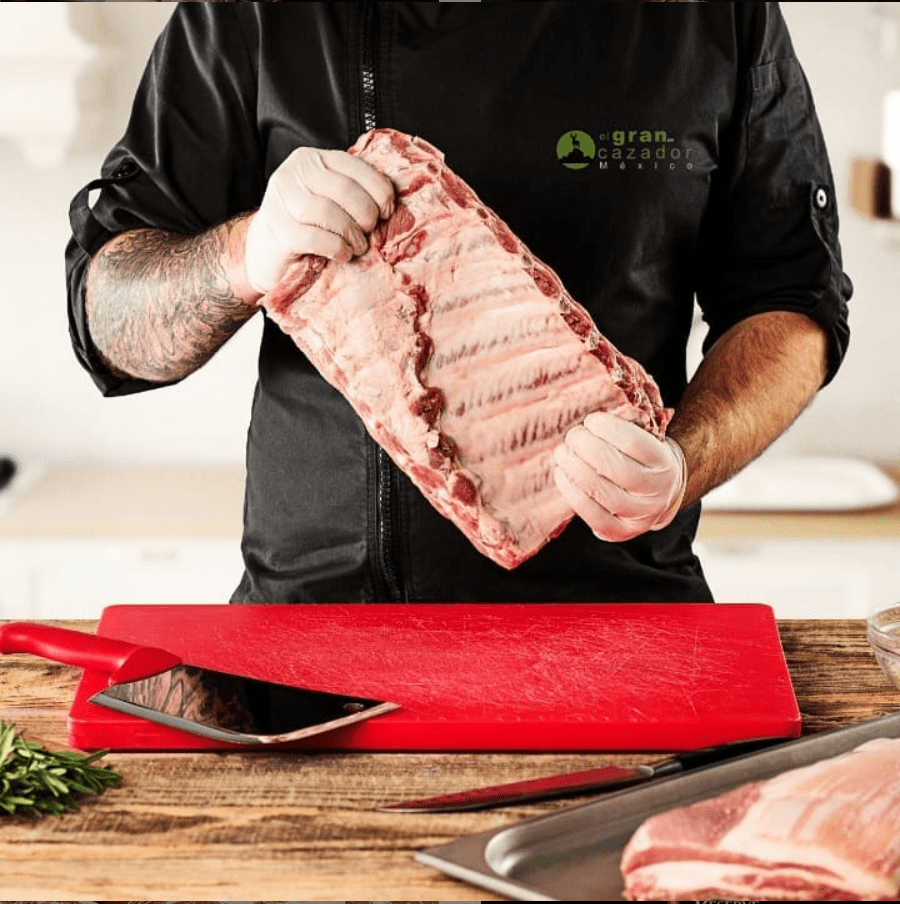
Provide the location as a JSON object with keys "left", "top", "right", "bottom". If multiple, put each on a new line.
{"left": 0, "top": 465, "right": 245, "bottom": 539}
{"left": 698, "top": 464, "right": 900, "bottom": 540}
{"left": 0, "top": 463, "right": 898, "bottom": 541}
{"left": 1, "top": 617, "right": 898, "bottom": 900}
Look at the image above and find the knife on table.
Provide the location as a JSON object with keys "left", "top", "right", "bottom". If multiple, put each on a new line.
{"left": 379, "top": 736, "right": 787, "bottom": 812}
{"left": 0, "top": 622, "right": 399, "bottom": 745}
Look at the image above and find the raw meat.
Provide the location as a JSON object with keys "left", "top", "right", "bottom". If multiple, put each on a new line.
{"left": 620, "top": 737, "right": 900, "bottom": 901}
{"left": 263, "top": 128, "right": 671, "bottom": 569}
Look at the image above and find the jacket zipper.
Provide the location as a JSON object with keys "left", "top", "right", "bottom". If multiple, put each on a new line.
{"left": 360, "top": 1, "right": 404, "bottom": 601}
{"left": 360, "top": 1, "right": 378, "bottom": 133}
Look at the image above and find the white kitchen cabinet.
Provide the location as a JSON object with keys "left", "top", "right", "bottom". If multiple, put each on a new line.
{"left": 0, "top": 537, "right": 243, "bottom": 619}
{"left": 0, "top": 466, "right": 897, "bottom": 621}
{"left": 2, "top": 536, "right": 897, "bottom": 620}
{"left": 0, "top": 544, "right": 31, "bottom": 618}
{"left": 696, "top": 538, "right": 900, "bottom": 619}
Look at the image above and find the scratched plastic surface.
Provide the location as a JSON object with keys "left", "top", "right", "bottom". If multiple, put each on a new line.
{"left": 67, "top": 603, "right": 800, "bottom": 751}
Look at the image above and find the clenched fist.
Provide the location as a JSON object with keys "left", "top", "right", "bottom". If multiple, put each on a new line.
{"left": 244, "top": 146, "right": 396, "bottom": 295}
{"left": 553, "top": 412, "right": 687, "bottom": 543}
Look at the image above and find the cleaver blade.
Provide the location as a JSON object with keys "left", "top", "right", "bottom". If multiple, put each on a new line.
{"left": 0, "top": 621, "right": 399, "bottom": 745}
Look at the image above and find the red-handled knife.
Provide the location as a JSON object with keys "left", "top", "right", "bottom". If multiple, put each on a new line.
{"left": 378, "top": 736, "right": 787, "bottom": 811}
{"left": 1, "top": 621, "right": 399, "bottom": 745}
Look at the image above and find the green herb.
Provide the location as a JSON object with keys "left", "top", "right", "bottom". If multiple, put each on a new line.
{"left": 0, "top": 721, "right": 120, "bottom": 817}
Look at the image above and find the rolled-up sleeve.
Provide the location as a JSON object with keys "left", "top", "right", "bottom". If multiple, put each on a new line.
{"left": 64, "top": 3, "right": 262, "bottom": 397}
{"left": 696, "top": 3, "right": 852, "bottom": 385}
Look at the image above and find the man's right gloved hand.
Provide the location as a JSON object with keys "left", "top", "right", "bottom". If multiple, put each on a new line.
{"left": 244, "top": 146, "right": 396, "bottom": 295}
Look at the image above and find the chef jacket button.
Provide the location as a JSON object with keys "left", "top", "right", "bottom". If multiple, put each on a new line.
{"left": 815, "top": 187, "right": 828, "bottom": 209}
{"left": 113, "top": 160, "right": 139, "bottom": 179}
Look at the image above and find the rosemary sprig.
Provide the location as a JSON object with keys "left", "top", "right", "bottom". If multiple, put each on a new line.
{"left": 0, "top": 721, "right": 121, "bottom": 817}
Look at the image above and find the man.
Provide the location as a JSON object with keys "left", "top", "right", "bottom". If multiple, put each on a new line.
{"left": 66, "top": 2, "right": 851, "bottom": 603}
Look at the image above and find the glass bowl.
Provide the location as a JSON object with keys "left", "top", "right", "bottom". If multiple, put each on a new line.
{"left": 867, "top": 605, "right": 900, "bottom": 689}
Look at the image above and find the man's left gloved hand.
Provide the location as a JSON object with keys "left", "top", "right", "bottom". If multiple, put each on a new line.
{"left": 552, "top": 412, "right": 687, "bottom": 543}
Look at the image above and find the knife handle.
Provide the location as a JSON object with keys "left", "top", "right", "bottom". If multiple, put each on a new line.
{"left": 0, "top": 622, "right": 181, "bottom": 684}
{"left": 650, "top": 735, "right": 787, "bottom": 778}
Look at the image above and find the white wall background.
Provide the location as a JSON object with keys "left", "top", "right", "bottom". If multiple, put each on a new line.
{"left": 0, "top": 1, "right": 260, "bottom": 467}
{"left": 0, "top": 1, "right": 898, "bottom": 468}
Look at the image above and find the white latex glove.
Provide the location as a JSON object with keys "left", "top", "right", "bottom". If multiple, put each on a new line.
{"left": 244, "top": 146, "right": 395, "bottom": 295}
{"left": 552, "top": 412, "right": 687, "bottom": 543}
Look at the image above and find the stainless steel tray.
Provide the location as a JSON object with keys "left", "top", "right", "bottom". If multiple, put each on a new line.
{"left": 416, "top": 710, "right": 900, "bottom": 901}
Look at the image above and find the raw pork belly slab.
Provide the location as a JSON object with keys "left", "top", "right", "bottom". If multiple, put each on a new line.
{"left": 620, "top": 737, "right": 900, "bottom": 901}
{"left": 263, "top": 128, "right": 671, "bottom": 569}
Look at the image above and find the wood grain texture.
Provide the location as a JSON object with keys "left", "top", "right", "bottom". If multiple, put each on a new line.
{"left": 779, "top": 618, "right": 900, "bottom": 732}
{"left": 1, "top": 618, "right": 898, "bottom": 900}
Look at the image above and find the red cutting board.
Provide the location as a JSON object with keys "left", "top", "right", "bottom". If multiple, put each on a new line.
{"left": 68, "top": 603, "right": 800, "bottom": 751}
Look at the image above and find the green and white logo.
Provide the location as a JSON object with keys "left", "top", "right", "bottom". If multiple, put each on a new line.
{"left": 556, "top": 127, "right": 699, "bottom": 173}
{"left": 556, "top": 130, "right": 595, "bottom": 170}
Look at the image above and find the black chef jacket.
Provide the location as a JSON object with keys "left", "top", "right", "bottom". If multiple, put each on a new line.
{"left": 65, "top": 2, "right": 852, "bottom": 604}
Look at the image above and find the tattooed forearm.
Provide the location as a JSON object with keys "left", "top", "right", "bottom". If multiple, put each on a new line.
{"left": 85, "top": 214, "right": 261, "bottom": 383}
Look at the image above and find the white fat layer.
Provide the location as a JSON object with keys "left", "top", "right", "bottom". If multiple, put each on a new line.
{"left": 625, "top": 859, "right": 892, "bottom": 901}
{"left": 625, "top": 739, "right": 900, "bottom": 901}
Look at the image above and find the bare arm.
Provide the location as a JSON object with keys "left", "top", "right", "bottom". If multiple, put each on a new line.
{"left": 667, "top": 309, "right": 829, "bottom": 508}
{"left": 553, "top": 308, "right": 829, "bottom": 541}
{"left": 84, "top": 214, "right": 262, "bottom": 383}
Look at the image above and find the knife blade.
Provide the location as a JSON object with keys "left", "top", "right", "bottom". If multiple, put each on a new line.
{"left": 379, "top": 736, "right": 787, "bottom": 811}
{"left": 1, "top": 621, "right": 399, "bottom": 745}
